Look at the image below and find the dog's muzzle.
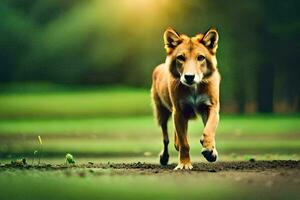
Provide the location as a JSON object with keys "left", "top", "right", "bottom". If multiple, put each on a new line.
{"left": 180, "top": 73, "right": 203, "bottom": 86}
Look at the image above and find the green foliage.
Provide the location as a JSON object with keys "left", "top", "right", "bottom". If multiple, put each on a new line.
{"left": 0, "top": 1, "right": 299, "bottom": 112}
{"left": 65, "top": 153, "right": 75, "bottom": 164}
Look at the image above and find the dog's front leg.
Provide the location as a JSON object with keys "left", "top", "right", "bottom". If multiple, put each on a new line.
{"left": 200, "top": 105, "right": 219, "bottom": 162}
{"left": 173, "top": 111, "right": 192, "bottom": 170}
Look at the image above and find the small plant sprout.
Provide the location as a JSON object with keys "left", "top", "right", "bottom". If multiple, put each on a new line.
{"left": 38, "top": 135, "right": 43, "bottom": 165}
{"left": 65, "top": 153, "right": 75, "bottom": 165}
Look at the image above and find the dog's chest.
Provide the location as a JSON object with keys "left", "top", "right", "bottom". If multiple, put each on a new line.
{"left": 180, "top": 92, "right": 211, "bottom": 112}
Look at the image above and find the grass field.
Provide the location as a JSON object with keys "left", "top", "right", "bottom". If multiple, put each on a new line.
{"left": 0, "top": 88, "right": 299, "bottom": 199}
{"left": 1, "top": 167, "right": 299, "bottom": 200}
{"left": 0, "top": 116, "right": 300, "bottom": 159}
{"left": 0, "top": 87, "right": 151, "bottom": 118}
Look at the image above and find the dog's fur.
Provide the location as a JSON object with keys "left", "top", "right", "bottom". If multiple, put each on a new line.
{"left": 151, "top": 27, "right": 220, "bottom": 170}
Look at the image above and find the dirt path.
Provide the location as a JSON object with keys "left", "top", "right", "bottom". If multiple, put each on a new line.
{"left": 104, "top": 160, "right": 300, "bottom": 172}
{"left": 2, "top": 160, "right": 299, "bottom": 173}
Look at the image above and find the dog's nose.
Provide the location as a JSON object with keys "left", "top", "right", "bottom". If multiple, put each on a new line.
{"left": 184, "top": 74, "right": 195, "bottom": 85}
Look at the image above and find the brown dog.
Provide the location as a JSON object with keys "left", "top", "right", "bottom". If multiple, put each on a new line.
{"left": 151, "top": 27, "right": 220, "bottom": 170}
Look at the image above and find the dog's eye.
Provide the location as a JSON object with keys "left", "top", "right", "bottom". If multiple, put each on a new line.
{"left": 197, "top": 55, "right": 205, "bottom": 61}
{"left": 176, "top": 55, "right": 185, "bottom": 62}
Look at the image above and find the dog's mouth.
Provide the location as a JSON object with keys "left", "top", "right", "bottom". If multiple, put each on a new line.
{"left": 180, "top": 80, "right": 197, "bottom": 87}
{"left": 180, "top": 73, "right": 203, "bottom": 87}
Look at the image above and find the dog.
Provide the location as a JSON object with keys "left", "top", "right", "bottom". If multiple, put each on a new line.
{"left": 151, "top": 27, "right": 220, "bottom": 170}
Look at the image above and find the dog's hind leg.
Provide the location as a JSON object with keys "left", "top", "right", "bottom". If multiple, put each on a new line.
{"left": 157, "top": 105, "right": 171, "bottom": 166}
{"left": 152, "top": 96, "right": 171, "bottom": 166}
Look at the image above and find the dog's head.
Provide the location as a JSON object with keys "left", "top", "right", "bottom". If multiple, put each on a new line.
{"left": 164, "top": 27, "right": 219, "bottom": 87}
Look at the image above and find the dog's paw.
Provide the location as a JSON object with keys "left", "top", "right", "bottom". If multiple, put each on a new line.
{"left": 174, "top": 162, "right": 193, "bottom": 170}
{"left": 201, "top": 147, "right": 218, "bottom": 162}
{"left": 159, "top": 152, "right": 169, "bottom": 166}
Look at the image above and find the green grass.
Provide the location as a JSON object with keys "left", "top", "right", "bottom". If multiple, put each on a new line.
{"left": 0, "top": 170, "right": 298, "bottom": 200}
{"left": 0, "top": 87, "right": 299, "bottom": 135}
{"left": 0, "top": 116, "right": 299, "bottom": 158}
{"left": 0, "top": 88, "right": 299, "bottom": 200}
{"left": 1, "top": 137, "right": 300, "bottom": 158}
{"left": 0, "top": 88, "right": 152, "bottom": 118}
{"left": 0, "top": 116, "right": 299, "bottom": 136}
{"left": 0, "top": 171, "right": 231, "bottom": 200}
{"left": 0, "top": 87, "right": 299, "bottom": 160}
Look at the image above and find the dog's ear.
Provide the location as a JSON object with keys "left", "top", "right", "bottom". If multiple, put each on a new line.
{"left": 201, "top": 28, "right": 219, "bottom": 54}
{"left": 164, "top": 27, "right": 182, "bottom": 54}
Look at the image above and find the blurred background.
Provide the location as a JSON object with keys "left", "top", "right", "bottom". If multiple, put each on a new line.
{"left": 1, "top": 0, "right": 299, "bottom": 113}
{"left": 0, "top": 0, "right": 299, "bottom": 163}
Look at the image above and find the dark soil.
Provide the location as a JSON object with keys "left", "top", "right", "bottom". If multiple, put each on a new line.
{"left": 106, "top": 160, "right": 300, "bottom": 172}
{"left": 1, "top": 160, "right": 300, "bottom": 189}
{"left": 1, "top": 160, "right": 299, "bottom": 174}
